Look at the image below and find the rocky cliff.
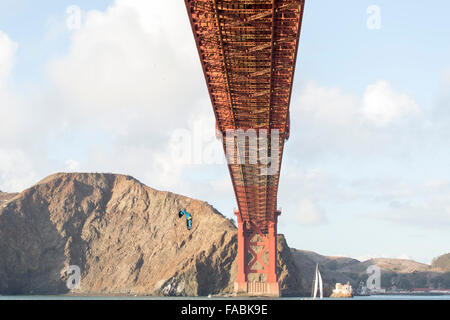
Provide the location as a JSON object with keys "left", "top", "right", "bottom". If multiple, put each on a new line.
{"left": 0, "top": 191, "right": 16, "bottom": 203}
{"left": 0, "top": 173, "right": 305, "bottom": 296}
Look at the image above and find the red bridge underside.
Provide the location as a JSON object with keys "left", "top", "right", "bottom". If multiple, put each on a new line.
{"left": 185, "top": 0, "right": 305, "bottom": 296}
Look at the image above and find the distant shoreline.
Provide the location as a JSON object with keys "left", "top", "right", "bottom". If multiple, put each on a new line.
{"left": 359, "top": 292, "right": 450, "bottom": 297}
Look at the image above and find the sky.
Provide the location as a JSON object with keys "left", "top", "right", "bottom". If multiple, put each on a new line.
{"left": 0, "top": 0, "right": 449, "bottom": 264}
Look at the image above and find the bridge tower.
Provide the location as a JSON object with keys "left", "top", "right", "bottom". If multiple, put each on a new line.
{"left": 185, "top": 0, "right": 305, "bottom": 297}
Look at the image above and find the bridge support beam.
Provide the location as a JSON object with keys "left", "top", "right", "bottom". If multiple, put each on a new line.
{"left": 234, "top": 210, "right": 281, "bottom": 297}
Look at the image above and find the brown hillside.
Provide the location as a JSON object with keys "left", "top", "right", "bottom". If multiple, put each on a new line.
{"left": 0, "top": 173, "right": 304, "bottom": 296}
{"left": 0, "top": 191, "right": 16, "bottom": 203}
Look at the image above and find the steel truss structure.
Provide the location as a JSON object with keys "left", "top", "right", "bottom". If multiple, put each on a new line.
{"left": 185, "top": 0, "right": 305, "bottom": 296}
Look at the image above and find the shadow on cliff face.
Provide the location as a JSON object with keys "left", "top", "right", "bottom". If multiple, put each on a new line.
{"left": 195, "top": 233, "right": 238, "bottom": 296}
{"left": 277, "top": 235, "right": 307, "bottom": 296}
{"left": 0, "top": 192, "right": 69, "bottom": 295}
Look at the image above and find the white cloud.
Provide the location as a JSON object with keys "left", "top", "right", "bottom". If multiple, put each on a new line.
{"left": 433, "top": 68, "right": 450, "bottom": 122}
{"left": 375, "top": 197, "right": 450, "bottom": 229}
{"left": 287, "top": 82, "right": 421, "bottom": 162}
{"left": 0, "top": 30, "right": 17, "bottom": 85}
{"left": 278, "top": 167, "right": 340, "bottom": 227}
{"left": 0, "top": 31, "right": 24, "bottom": 140}
{"left": 425, "top": 179, "right": 450, "bottom": 190}
{"left": 0, "top": 148, "right": 38, "bottom": 192}
{"left": 0, "top": 31, "right": 41, "bottom": 192}
{"left": 37, "top": 0, "right": 224, "bottom": 197}
{"left": 289, "top": 81, "right": 423, "bottom": 161}
{"left": 363, "top": 179, "right": 450, "bottom": 229}
{"left": 361, "top": 80, "right": 420, "bottom": 126}
{"left": 280, "top": 166, "right": 340, "bottom": 201}
{"left": 297, "top": 198, "right": 327, "bottom": 226}
{"left": 294, "top": 83, "right": 359, "bottom": 127}
{"left": 64, "top": 159, "right": 81, "bottom": 172}
{"left": 48, "top": 0, "right": 203, "bottom": 137}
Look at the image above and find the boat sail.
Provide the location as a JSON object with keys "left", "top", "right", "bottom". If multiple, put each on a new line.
{"left": 312, "top": 264, "right": 323, "bottom": 299}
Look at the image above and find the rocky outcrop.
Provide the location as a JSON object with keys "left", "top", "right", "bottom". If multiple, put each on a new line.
{"left": 277, "top": 236, "right": 308, "bottom": 296}
{"left": 0, "top": 173, "right": 304, "bottom": 296}
{"left": 0, "top": 191, "right": 16, "bottom": 203}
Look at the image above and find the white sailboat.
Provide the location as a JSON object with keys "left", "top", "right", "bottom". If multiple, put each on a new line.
{"left": 312, "top": 263, "right": 324, "bottom": 299}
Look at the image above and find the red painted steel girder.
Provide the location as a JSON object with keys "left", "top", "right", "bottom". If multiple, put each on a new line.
{"left": 185, "top": 0, "right": 305, "bottom": 230}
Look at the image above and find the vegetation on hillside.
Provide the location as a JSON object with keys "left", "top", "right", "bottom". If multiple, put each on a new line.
{"left": 432, "top": 253, "right": 450, "bottom": 272}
